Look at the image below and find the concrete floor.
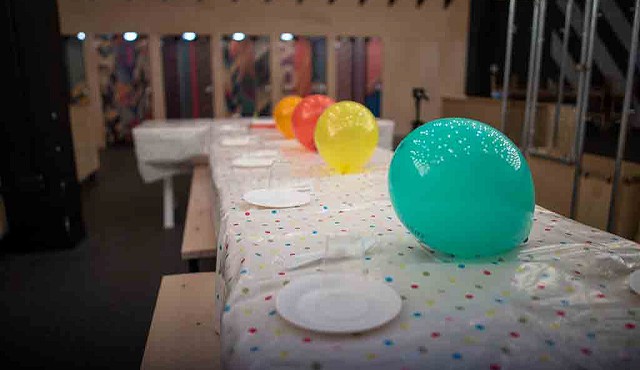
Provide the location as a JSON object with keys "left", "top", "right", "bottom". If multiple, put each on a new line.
{"left": 0, "top": 148, "right": 191, "bottom": 369}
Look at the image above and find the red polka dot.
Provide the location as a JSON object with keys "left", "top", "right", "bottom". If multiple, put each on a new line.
{"left": 556, "top": 310, "right": 566, "bottom": 317}
{"left": 581, "top": 348, "right": 592, "bottom": 356}
{"left": 278, "top": 272, "right": 286, "bottom": 276}
{"left": 465, "top": 293, "right": 474, "bottom": 299}
{"left": 509, "top": 331, "right": 520, "bottom": 338}
{"left": 431, "top": 332, "right": 441, "bottom": 338}
{"left": 625, "top": 323, "right": 636, "bottom": 329}
{"left": 445, "top": 316, "right": 454, "bottom": 322}
{"left": 551, "top": 219, "right": 558, "bottom": 222}
{"left": 264, "top": 295, "right": 272, "bottom": 301}
{"left": 340, "top": 229, "right": 347, "bottom": 232}
{"left": 544, "top": 228, "right": 551, "bottom": 231}
{"left": 248, "top": 327, "right": 257, "bottom": 334}
{"left": 245, "top": 212, "right": 250, "bottom": 216}
{"left": 302, "top": 337, "right": 312, "bottom": 343}
{"left": 289, "top": 253, "right": 295, "bottom": 256}
{"left": 573, "top": 270, "right": 581, "bottom": 275}
{"left": 411, "top": 284, "right": 419, "bottom": 289}
{"left": 490, "top": 364, "right": 501, "bottom": 370}
{"left": 275, "top": 219, "right": 280, "bottom": 223}
{"left": 585, "top": 241, "right": 592, "bottom": 244}
{"left": 537, "top": 284, "right": 545, "bottom": 290}
{"left": 265, "top": 231, "right": 271, "bottom": 234}
{"left": 483, "top": 270, "right": 492, "bottom": 276}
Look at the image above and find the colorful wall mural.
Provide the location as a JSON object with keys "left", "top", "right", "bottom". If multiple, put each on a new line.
{"left": 279, "top": 36, "right": 327, "bottom": 97}
{"left": 222, "top": 36, "right": 271, "bottom": 117}
{"left": 96, "top": 34, "right": 153, "bottom": 145}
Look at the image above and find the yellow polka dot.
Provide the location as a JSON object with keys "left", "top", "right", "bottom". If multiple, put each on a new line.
{"left": 243, "top": 308, "right": 252, "bottom": 315}
{"left": 366, "top": 353, "right": 377, "bottom": 360}
{"left": 549, "top": 322, "right": 560, "bottom": 330}
{"left": 516, "top": 266, "right": 525, "bottom": 273}
{"left": 485, "top": 309, "right": 496, "bottom": 317}
{"left": 279, "top": 351, "right": 288, "bottom": 359}
{"left": 239, "top": 247, "right": 246, "bottom": 253}
{"left": 539, "top": 354, "right": 550, "bottom": 362}
{"left": 258, "top": 264, "right": 266, "bottom": 270}
{"left": 565, "top": 286, "right": 575, "bottom": 293}
{"left": 501, "top": 290, "right": 511, "bottom": 297}
{"left": 400, "top": 322, "right": 410, "bottom": 330}
{"left": 426, "top": 299, "right": 435, "bottom": 307}
{"left": 449, "top": 277, "right": 456, "bottom": 283}
{"left": 463, "top": 335, "right": 477, "bottom": 344}
{"left": 399, "top": 263, "right": 406, "bottom": 270}
{"left": 273, "top": 328, "right": 283, "bottom": 337}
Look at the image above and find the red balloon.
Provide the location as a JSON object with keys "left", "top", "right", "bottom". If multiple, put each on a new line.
{"left": 292, "top": 95, "right": 335, "bottom": 151}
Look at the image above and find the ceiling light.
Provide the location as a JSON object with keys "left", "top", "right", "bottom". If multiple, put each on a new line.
{"left": 76, "top": 32, "right": 86, "bottom": 41}
{"left": 182, "top": 32, "right": 197, "bottom": 41}
{"left": 232, "top": 32, "right": 246, "bottom": 41}
{"left": 123, "top": 32, "right": 138, "bottom": 42}
{"left": 280, "top": 33, "right": 294, "bottom": 42}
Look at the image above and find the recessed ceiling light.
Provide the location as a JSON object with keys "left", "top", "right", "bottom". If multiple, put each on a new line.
{"left": 76, "top": 32, "right": 86, "bottom": 41}
{"left": 280, "top": 33, "right": 294, "bottom": 41}
{"left": 182, "top": 32, "right": 197, "bottom": 41}
{"left": 232, "top": 32, "right": 246, "bottom": 42}
{"left": 123, "top": 32, "right": 138, "bottom": 42}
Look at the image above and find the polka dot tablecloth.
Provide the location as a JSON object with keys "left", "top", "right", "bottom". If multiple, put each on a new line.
{"left": 208, "top": 125, "right": 640, "bottom": 370}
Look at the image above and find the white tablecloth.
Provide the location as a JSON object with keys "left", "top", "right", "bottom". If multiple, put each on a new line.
{"left": 133, "top": 118, "right": 395, "bottom": 183}
{"left": 210, "top": 126, "right": 640, "bottom": 370}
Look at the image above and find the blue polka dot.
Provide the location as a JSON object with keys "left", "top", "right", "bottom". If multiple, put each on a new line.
{"left": 323, "top": 206, "right": 328, "bottom": 210}
{"left": 383, "top": 339, "right": 394, "bottom": 346}
{"left": 560, "top": 299, "right": 570, "bottom": 306}
{"left": 586, "top": 332, "right": 596, "bottom": 339}
{"left": 285, "top": 243, "right": 291, "bottom": 247}
{"left": 224, "top": 304, "right": 231, "bottom": 312}
{"left": 385, "top": 276, "right": 394, "bottom": 283}
{"left": 250, "top": 346, "right": 259, "bottom": 352}
{"left": 364, "top": 256, "right": 372, "bottom": 261}
{"left": 271, "top": 210, "right": 277, "bottom": 214}
{"left": 475, "top": 324, "right": 485, "bottom": 331}
{"left": 268, "top": 310, "right": 277, "bottom": 316}
{"left": 412, "top": 312, "right": 423, "bottom": 318}
{"left": 312, "top": 230, "right": 318, "bottom": 235}
{"left": 255, "top": 253, "right": 262, "bottom": 257}
{"left": 452, "top": 352, "right": 463, "bottom": 360}
{"left": 458, "top": 264, "right": 466, "bottom": 269}
{"left": 494, "top": 298, "right": 504, "bottom": 304}
{"left": 545, "top": 339, "right": 555, "bottom": 346}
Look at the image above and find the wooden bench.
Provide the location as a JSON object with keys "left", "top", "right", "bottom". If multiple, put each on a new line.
{"left": 141, "top": 273, "right": 220, "bottom": 370}
{"left": 182, "top": 165, "right": 216, "bottom": 272}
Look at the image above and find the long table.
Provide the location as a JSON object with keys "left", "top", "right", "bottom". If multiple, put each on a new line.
{"left": 132, "top": 118, "right": 396, "bottom": 229}
{"left": 209, "top": 123, "right": 640, "bottom": 369}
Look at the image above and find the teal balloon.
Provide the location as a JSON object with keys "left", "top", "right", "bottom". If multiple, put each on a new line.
{"left": 389, "top": 118, "right": 535, "bottom": 258}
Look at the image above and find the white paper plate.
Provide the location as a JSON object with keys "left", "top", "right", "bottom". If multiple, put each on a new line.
{"left": 219, "top": 124, "right": 245, "bottom": 132}
{"left": 630, "top": 270, "right": 640, "bottom": 294}
{"left": 232, "top": 157, "right": 274, "bottom": 168}
{"left": 221, "top": 136, "right": 252, "bottom": 146}
{"left": 243, "top": 149, "right": 278, "bottom": 158}
{"left": 242, "top": 188, "right": 310, "bottom": 208}
{"left": 276, "top": 274, "right": 402, "bottom": 333}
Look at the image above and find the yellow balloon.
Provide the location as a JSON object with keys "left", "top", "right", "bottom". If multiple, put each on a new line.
{"left": 274, "top": 95, "right": 302, "bottom": 139}
{"left": 314, "top": 101, "right": 379, "bottom": 174}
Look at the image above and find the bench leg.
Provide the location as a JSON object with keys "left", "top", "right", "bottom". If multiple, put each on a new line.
{"left": 188, "top": 259, "right": 200, "bottom": 273}
{"left": 163, "top": 176, "right": 175, "bottom": 229}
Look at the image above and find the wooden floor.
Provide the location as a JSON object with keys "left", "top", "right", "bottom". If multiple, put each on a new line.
{"left": 141, "top": 273, "right": 220, "bottom": 370}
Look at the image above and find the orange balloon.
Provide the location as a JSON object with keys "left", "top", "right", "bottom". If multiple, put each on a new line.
{"left": 274, "top": 95, "right": 303, "bottom": 138}
{"left": 292, "top": 95, "right": 335, "bottom": 151}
